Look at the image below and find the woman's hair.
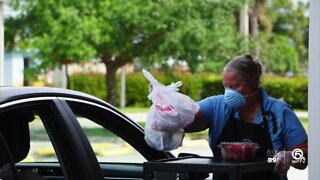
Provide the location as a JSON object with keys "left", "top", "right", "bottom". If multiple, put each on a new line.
{"left": 223, "top": 54, "right": 262, "bottom": 88}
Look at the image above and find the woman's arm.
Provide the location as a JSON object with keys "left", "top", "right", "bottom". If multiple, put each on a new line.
{"left": 273, "top": 106, "right": 308, "bottom": 172}
{"left": 184, "top": 111, "right": 209, "bottom": 132}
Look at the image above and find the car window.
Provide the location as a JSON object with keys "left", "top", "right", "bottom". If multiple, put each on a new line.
{"left": 1, "top": 99, "right": 107, "bottom": 179}
{"left": 65, "top": 100, "right": 146, "bottom": 163}
{"left": 29, "top": 114, "right": 58, "bottom": 162}
{"left": 75, "top": 115, "right": 146, "bottom": 163}
{"left": 0, "top": 109, "right": 58, "bottom": 163}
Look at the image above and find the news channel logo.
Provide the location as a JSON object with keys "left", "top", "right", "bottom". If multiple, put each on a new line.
{"left": 267, "top": 148, "right": 306, "bottom": 163}
{"left": 291, "top": 148, "right": 306, "bottom": 163}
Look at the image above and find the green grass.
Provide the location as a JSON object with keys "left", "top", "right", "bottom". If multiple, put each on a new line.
{"left": 185, "top": 130, "right": 209, "bottom": 139}
{"left": 83, "top": 128, "right": 116, "bottom": 137}
{"left": 118, "top": 107, "right": 149, "bottom": 113}
{"left": 32, "top": 128, "right": 117, "bottom": 140}
{"left": 300, "top": 117, "right": 308, "bottom": 132}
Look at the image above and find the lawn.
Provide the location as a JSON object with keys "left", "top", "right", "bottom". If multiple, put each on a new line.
{"left": 118, "top": 106, "right": 149, "bottom": 113}
{"left": 300, "top": 117, "right": 308, "bottom": 132}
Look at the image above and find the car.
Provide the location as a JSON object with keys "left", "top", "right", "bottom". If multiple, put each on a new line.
{"left": 0, "top": 87, "right": 175, "bottom": 180}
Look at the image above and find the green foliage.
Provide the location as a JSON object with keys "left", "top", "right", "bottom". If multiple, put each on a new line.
{"left": 83, "top": 128, "right": 115, "bottom": 138}
{"left": 125, "top": 74, "right": 151, "bottom": 107}
{"left": 69, "top": 73, "right": 106, "bottom": 100}
{"left": 6, "top": 0, "right": 308, "bottom": 105}
{"left": 6, "top": 0, "right": 99, "bottom": 68}
{"left": 5, "top": 0, "right": 245, "bottom": 73}
{"left": 6, "top": 0, "right": 247, "bottom": 104}
{"left": 200, "top": 74, "right": 224, "bottom": 99}
{"left": 202, "top": 74, "right": 308, "bottom": 109}
{"left": 255, "top": 34, "right": 300, "bottom": 75}
{"left": 69, "top": 72, "right": 307, "bottom": 110}
{"left": 127, "top": 0, "right": 244, "bottom": 72}
{"left": 262, "top": 75, "right": 307, "bottom": 109}
{"left": 266, "top": 0, "right": 309, "bottom": 69}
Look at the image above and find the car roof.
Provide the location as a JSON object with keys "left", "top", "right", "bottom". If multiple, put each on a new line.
{"left": 0, "top": 87, "right": 175, "bottom": 160}
{"left": 0, "top": 86, "right": 106, "bottom": 106}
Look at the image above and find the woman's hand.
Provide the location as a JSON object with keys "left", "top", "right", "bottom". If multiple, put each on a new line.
{"left": 274, "top": 140, "right": 308, "bottom": 173}
{"left": 273, "top": 151, "right": 293, "bottom": 173}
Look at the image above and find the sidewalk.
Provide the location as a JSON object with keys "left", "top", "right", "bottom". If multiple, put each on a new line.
{"left": 125, "top": 112, "right": 147, "bottom": 122}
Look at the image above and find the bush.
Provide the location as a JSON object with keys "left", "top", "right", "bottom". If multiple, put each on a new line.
{"left": 125, "top": 73, "right": 151, "bottom": 107}
{"left": 200, "top": 74, "right": 224, "bottom": 100}
{"left": 262, "top": 76, "right": 307, "bottom": 110}
{"left": 69, "top": 72, "right": 307, "bottom": 110}
{"left": 69, "top": 73, "right": 106, "bottom": 100}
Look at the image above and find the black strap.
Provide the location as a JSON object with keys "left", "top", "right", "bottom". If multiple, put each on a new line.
{"left": 261, "top": 110, "right": 278, "bottom": 134}
{"left": 259, "top": 94, "right": 277, "bottom": 135}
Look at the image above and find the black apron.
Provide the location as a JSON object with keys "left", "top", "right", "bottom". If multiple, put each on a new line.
{"left": 213, "top": 105, "right": 281, "bottom": 180}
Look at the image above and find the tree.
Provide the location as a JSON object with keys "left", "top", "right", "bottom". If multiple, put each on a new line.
{"left": 256, "top": 33, "right": 300, "bottom": 75}
{"left": 5, "top": 0, "right": 99, "bottom": 87}
{"left": 6, "top": 0, "right": 243, "bottom": 105}
{"left": 268, "top": 0, "right": 309, "bottom": 69}
{"left": 246, "top": 0, "right": 309, "bottom": 74}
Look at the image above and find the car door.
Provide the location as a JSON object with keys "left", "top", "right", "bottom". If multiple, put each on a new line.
{"left": 0, "top": 97, "right": 104, "bottom": 180}
{"left": 58, "top": 97, "right": 173, "bottom": 179}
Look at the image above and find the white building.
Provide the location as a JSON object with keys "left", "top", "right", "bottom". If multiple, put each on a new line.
{"left": 4, "top": 50, "right": 24, "bottom": 86}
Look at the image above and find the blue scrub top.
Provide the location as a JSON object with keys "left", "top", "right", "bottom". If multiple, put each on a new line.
{"left": 198, "top": 87, "right": 307, "bottom": 152}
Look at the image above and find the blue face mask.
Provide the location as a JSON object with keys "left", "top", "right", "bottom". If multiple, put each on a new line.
{"left": 224, "top": 88, "right": 246, "bottom": 109}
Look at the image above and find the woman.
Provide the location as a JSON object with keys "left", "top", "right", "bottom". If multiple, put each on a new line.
{"left": 184, "top": 54, "right": 308, "bottom": 180}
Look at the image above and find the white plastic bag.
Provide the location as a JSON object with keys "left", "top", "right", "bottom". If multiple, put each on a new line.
{"left": 142, "top": 69, "right": 199, "bottom": 131}
{"left": 144, "top": 123, "right": 185, "bottom": 151}
{"left": 142, "top": 69, "right": 199, "bottom": 151}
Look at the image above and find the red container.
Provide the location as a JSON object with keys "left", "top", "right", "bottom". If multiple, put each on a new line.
{"left": 218, "top": 142, "right": 260, "bottom": 161}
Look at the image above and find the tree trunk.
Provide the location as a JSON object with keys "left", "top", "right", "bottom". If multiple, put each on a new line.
{"left": 102, "top": 56, "right": 131, "bottom": 106}
{"left": 250, "top": 1, "right": 260, "bottom": 60}
{"left": 65, "top": 64, "right": 70, "bottom": 89}
{"left": 250, "top": 1, "right": 260, "bottom": 38}
{"left": 105, "top": 64, "right": 117, "bottom": 105}
{"left": 23, "top": 57, "right": 30, "bottom": 86}
{"left": 63, "top": 60, "right": 71, "bottom": 89}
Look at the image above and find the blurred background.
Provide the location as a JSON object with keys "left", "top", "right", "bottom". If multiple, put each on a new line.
{"left": 1, "top": 0, "right": 309, "bottom": 179}
{"left": 2, "top": 0, "right": 309, "bottom": 109}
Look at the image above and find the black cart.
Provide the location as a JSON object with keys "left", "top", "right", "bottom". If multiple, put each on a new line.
{"left": 143, "top": 156, "right": 275, "bottom": 180}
